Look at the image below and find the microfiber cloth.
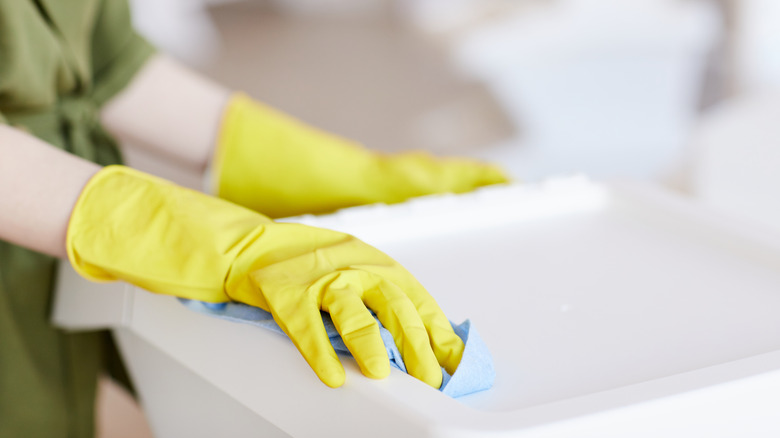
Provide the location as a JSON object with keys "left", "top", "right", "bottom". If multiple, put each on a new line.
{"left": 179, "top": 299, "right": 494, "bottom": 398}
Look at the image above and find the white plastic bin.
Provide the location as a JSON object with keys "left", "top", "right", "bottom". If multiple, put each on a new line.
{"left": 689, "top": 90, "right": 780, "bottom": 231}
{"left": 54, "top": 178, "right": 780, "bottom": 437}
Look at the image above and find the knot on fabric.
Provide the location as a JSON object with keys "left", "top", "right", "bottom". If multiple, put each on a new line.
{"left": 59, "top": 96, "right": 100, "bottom": 127}
{"left": 2, "top": 95, "right": 122, "bottom": 166}
{"left": 56, "top": 95, "right": 118, "bottom": 162}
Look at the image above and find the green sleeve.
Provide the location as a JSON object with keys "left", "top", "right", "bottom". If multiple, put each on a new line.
{"left": 89, "top": 0, "right": 156, "bottom": 106}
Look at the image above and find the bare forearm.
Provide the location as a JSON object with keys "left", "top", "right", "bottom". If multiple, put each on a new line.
{"left": 0, "top": 125, "right": 100, "bottom": 258}
{"left": 100, "top": 54, "right": 231, "bottom": 170}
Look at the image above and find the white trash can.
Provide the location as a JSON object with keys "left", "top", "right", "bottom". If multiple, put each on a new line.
{"left": 54, "top": 179, "right": 780, "bottom": 437}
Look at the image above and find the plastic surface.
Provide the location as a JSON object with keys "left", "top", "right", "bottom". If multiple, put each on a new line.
{"left": 689, "top": 90, "right": 780, "bottom": 231}
{"left": 285, "top": 178, "right": 780, "bottom": 415}
{"left": 54, "top": 178, "right": 780, "bottom": 436}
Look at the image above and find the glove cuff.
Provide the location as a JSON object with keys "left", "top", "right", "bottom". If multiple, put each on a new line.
{"left": 67, "top": 165, "right": 270, "bottom": 302}
{"left": 210, "top": 93, "right": 245, "bottom": 198}
{"left": 210, "top": 93, "right": 380, "bottom": 218}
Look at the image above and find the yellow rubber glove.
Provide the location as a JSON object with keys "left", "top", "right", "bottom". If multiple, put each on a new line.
{"left": 68, "top": 165, "right": 464, "bottom": 388}
{"left": 213, "top": 94, "right": 509, "bottom": 218}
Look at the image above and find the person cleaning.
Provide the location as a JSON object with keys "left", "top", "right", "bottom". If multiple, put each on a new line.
{"left": 0, "top": 1, "right": 507, "bottom": 436}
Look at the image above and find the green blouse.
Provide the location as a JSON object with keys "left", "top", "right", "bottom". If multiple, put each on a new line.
{"left": 0, "top": 0, "right": 154, "bottom": 159}
{"left": 0, "top": 1, "right": 154, "bottom": 437}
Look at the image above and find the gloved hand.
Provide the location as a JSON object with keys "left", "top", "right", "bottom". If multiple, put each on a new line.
{"left": 68, "top": 165, "right": 464, "bottom": 388}
{"left": 212, "top": 94, "right": 509, "bottom": 218}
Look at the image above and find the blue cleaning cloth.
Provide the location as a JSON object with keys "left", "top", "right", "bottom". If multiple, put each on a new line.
{"left": 179, "top": 299, "right": 494, "bottom": 398}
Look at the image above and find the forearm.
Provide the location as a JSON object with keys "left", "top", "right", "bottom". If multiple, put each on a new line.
{"left": 100, "top": 54, "right": 230, "bottom": 171}
{"left": 97, "top": 53, "right": 508, "bottom": 220}
{"left": 0, "top": 125, "right": 100, "bottom": 258}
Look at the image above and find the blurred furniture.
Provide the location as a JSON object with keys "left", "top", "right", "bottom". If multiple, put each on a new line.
{"left": 408, "top": 0, "right": 722, "bottom": 181}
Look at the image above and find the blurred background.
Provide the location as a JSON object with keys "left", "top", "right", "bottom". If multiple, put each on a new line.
{"left": 122, "top": 0, "right": 770, "bottom": 187}
{"left": 101, "top": 0, "right": 780, "bottom": 436}
{"left": 121, "top": 0, "right": 780, "bottom": 194}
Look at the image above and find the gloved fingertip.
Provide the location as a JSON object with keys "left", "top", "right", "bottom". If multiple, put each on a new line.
{"left": 447, "top": 339, "right": 466, "bottom": 374}
{"left": 482, "top": 164, "right": 511, "bottom": 185}
{"left": 418, "top": 367, "right": 444, "bottom": 390}
{"left": 315, "top": 360, "right": 346, "bottom": 388}
{"left": 442, "top": 351, "right": 464, "bottom": 376}
{"left": 407, "top": 351, "right": 445, "bottom": 389}
{"left": 360, "top": 356, "right": 391, "bottom": 380}
{"left": 429, "top": 325, "right": 465, "bottom": 375}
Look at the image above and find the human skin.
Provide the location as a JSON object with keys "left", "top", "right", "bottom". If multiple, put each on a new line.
{"left": 0, "top": 54, "right": 232, "bottom": 256}
{"left": 0, "top": 53, "right": 464, "bottom": 389}
{"left": 0, "top": 124, "right": 99, "bottom": 257}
